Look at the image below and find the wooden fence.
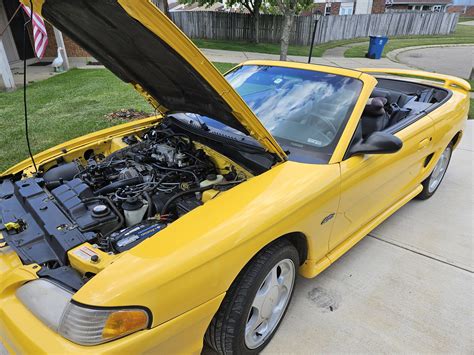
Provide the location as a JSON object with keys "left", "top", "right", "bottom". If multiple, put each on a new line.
{"left": 170, "top": 11, "right": 459, "bottom": 45}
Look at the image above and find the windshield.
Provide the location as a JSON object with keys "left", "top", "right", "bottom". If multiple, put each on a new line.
{"left": 176, "top": 65, "right": 362, "bottom": 164}
{"left": 225, "top": 65, "right": 362, "bottom": 163}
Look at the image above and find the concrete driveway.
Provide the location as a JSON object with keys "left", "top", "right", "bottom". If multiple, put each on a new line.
{"left": 264, "top": 121, "right": 473, "bottom": 353}
{"left": 395, "top": 45, "right": 473, "bottom": 79}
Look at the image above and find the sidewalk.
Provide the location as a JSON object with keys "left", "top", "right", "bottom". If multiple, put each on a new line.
{"left": 200, "top": 48, "right": 412, "bottom": 70}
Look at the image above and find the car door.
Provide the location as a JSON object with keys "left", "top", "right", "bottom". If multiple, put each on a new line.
{"left": 329, "top": 105, "right": 435, "bottom": 252}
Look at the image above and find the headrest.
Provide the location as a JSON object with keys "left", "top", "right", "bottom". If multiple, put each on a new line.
{"left": 364, "top": 97, "right": 387, "bottom": 117}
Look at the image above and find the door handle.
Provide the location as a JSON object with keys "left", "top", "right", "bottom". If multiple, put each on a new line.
{"left": 418, "top": 138, "right": 431, "bottom": 150}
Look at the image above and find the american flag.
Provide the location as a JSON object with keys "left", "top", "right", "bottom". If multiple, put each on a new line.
{"left": 20, "top": 4, "right": 48, "bottom": 59}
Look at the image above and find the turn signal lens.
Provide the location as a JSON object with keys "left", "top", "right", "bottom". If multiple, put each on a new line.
{"left": 102, "top": 310, "right": 149, "bottom": 340}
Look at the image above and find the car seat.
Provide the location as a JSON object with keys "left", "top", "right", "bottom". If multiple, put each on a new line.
{"left": 360, "top": 97, "right": 389, "bottom": 139}
{"left": 371, "top": 88, "right": 411, "bottom": 108}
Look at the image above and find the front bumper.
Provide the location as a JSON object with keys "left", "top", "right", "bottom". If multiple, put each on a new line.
{"left": 0, "top": 292, "right": 224, "bottom": 354}
{"left": 0, "top": 249, "right": 225, "bottom": 354}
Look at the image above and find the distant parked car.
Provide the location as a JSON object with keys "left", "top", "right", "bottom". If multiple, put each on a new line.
{"left": 0, "top": 0, "right": 470, "bottom": 354}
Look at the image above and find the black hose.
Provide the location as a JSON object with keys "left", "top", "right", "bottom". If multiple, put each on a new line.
{"left": 151, "top": 163, "right": 200, "bottom": 185}
{"left": 95, "top": 176, "right": 143, "bottom": 195}
{"left": 160, "top": 185, "right": 213, "bottom": 216}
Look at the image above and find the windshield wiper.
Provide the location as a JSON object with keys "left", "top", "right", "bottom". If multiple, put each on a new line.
{"left": 192, "top": 115, "right": 210, "bottom": 132}
{"left": 167, "top": 115, "right": 264, "bottom": 152}
{"left": 174, "top": 112, "right": 210, "bottom": 132}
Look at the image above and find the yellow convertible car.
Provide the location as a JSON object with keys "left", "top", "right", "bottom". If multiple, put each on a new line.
{"left": 0, "top": 1, "right": 470, "bottom": 354}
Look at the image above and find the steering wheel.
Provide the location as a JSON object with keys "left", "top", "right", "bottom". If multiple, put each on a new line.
{"left": 308, "top": 113, "right": 338, "bottom": 139}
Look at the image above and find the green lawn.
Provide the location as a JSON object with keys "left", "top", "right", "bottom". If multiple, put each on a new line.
{"left": 193, "top": 24, "right": 474, "bottom": 59}
{"left": 458, "top": 16, "right": 474, "bottom": 23}
{"left": 0, "top": 63, "right": 235, "bottom": 172}
{"left": 193, "top": 38, "right": 362, "bottom": 58}
{"left": 344, "top": 24, "right": 474, "bottom": 58}
{"left": 213, "top": 62, "right": 237, "bottom": 73}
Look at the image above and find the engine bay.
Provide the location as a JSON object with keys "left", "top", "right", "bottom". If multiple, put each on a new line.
{"left": 0, "top": 126, "right": 248, "bottom": 290}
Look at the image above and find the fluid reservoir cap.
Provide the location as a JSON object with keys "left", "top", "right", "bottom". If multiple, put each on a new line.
{"left": 92, "top": 204, "right": 110, "bottom": 218}
{"left": 122, "top": 196, "right": 144, "bottom": 211}
{"left": 206, "top": 173, "right": 217, "bottom": 181}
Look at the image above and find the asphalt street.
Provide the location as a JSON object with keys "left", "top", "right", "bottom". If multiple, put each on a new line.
{"left": 396, "top": 45, "right": 474, "bottom": 79}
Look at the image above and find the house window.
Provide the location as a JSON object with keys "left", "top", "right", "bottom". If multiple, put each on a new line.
{"left": 325, "top": 3, "right": 331, "bottom": 16}
{"left": 432, "top": 5, "right": 442, "bottom": 12}
{"left": 339, "top": 3, "right": 354, "bottom": 15}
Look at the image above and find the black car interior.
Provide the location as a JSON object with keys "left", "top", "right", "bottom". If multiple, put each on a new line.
{"left": 355, "top": 78, "right": 450, "bottom": 142}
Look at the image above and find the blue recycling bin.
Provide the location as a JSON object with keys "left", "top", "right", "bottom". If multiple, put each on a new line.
{"left": 366, "top": 36, "right": 388, "bottom": 60}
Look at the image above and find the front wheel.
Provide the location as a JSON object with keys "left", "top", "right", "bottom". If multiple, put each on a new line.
{"left": 417, "top": 143, "right": 453, "bottom": 200}
{"left": 205, "top": 239, "right": 299, "bottom": 354}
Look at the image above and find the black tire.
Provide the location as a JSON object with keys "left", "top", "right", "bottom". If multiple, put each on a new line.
{"left": 417, "top": 143, "right": 453, "bottom": 200}
{"left": 205, "top": 239, "right": 299, "bottom": 354}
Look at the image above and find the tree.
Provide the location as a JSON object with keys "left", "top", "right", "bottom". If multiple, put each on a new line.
{"left": 152, "top": 0, "right": 170, "bottom": 18}
{"left": 179, "top": 0, "right": 264, "bottom": 43}
{"left": 270, "top": 0, "right": 312, "bottom": 60}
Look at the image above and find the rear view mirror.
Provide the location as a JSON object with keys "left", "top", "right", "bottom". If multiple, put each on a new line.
{"left": 349, "top": 131, "right": 402, "bottom": 157}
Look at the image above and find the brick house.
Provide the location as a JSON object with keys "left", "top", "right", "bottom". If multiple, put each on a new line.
{"left": 386, "top": 0, "right": 452, "bottom": 12}
{"left": 1, "top": 0, "right": 89, "bottom": 67}
{"left": 309, "top": 0, "right": 386, "bottom": 16}
{"left": 447, "top": 4, "right": 474, "bottom": 16}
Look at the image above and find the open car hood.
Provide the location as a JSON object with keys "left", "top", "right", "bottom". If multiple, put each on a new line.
{"left": 30, "top": 0, "right": 286, "bottom": 161}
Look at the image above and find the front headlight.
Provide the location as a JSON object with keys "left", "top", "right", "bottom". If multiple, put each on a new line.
{"left": 17, "top": 279, "right": 150, "bottom": 345}
{"left": 16, "top": 279, "right": 73, "bottom": 331}
{"left": 59, "top": 302, "right": 149, "bottom": 345}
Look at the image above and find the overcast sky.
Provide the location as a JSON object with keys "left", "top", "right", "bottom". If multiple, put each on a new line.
{"left": 452, "top": 0, "right": 474, "bottom": 5}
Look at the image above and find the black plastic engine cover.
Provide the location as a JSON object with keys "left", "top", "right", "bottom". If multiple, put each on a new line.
{"left": 51, "top": 179, "right": 119, "bottom": 234}
{"left": 0, "top": 178, "right": 96, "bottom": 266}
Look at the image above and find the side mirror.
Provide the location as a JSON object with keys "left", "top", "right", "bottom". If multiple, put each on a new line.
{"left": 348, "top": 131, "right": 402, "bottom": 157}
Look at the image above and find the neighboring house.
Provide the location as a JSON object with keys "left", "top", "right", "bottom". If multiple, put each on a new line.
{"left": 1, "top": 0, "right": 37, "bottom": 65}
{"left": 386, "top": 0, "right": 452, "bottom": 12}
{"left": 0, "top": 0, "right": 88, "bottom": 66}
{"left": 447, "top": 4, "right": 474, "bottom": 14}
{"left": 175, "top": 0, "right": 386, "bottom": 15}
{"left": 447, "top": 0, "right": 474, "bottom": 15}
{"left": 310, "top": 0, "right": 386, "bottom": 15}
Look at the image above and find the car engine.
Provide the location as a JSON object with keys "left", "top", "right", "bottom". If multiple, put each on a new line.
{"left": 0, "top": 128, "right": 245, "bottom": 289}
{"left": 44, "top": 128, "right": 244, "bottom": 252}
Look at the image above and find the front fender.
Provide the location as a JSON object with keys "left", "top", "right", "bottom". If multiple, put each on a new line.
{"left": 72, "top": 161, "right": 340, "bottom": 327}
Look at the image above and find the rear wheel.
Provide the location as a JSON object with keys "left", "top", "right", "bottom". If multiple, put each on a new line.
{"left": 205, "top": 239, "right": 299, "bottom": 354}
{"left": 417, "top": 143, "right": 453, "bottom": 200}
